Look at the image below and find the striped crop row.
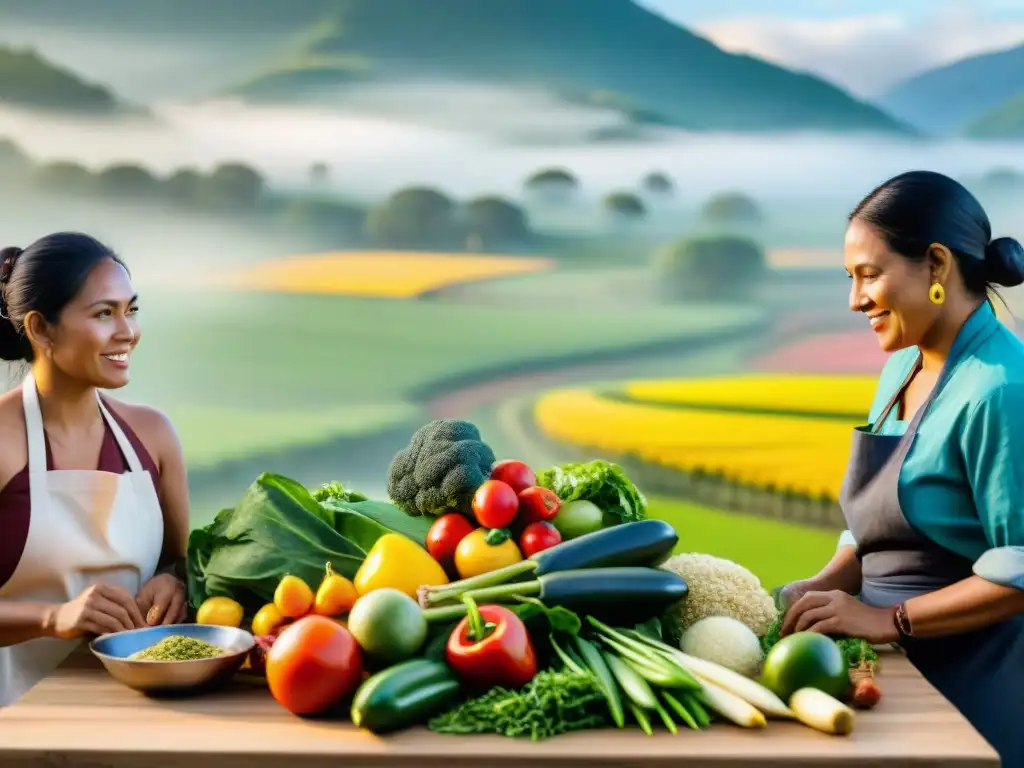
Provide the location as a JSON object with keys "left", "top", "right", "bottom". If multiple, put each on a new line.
{"left": 221, "top": 251, "right": 554, "bottom": 298}
{"left": 533, "top": 379, "right": 873, "bottom": 500}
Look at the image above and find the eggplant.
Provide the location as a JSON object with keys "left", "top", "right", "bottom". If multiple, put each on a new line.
{"left": 532, "top": 519, "right": 678, "bottom": 575}
{"left": 418, "top": 519, "right": 679, "bottom": 608}
{"left": 461, "top": 567, "right": 689, "bottom": 625}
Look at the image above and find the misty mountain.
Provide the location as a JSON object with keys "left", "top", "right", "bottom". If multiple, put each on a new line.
{"left": 0, "top": 0, "right": 908, "bottom": 136}
{"left": 878, "top": 42, "right": 1024, "bottom": 136}
{"left": 0, "top": 44, "right": 139, "bottom": 117}
{"left": 965, "top": 93, "right": 1024, "bottom": 140}
{"left": 233, "top": 0, "right": 909, "bottom": 135}
{"left": 0, "top": 0, "right": 328, "bottom": 35}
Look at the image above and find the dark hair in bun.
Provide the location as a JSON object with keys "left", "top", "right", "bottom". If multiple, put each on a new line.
{"left": 0, "top": 232, "right": 123, "bottom": 363}
{"left": 850, "top": 169, "right": 1024, "bottom": 295}
{"left": 984, "top": 237, "right": 1024, "bottom": 289}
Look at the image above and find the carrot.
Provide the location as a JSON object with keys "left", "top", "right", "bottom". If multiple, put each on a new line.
{"left": 848, "top": 660, "right": 882, "bottom": 709}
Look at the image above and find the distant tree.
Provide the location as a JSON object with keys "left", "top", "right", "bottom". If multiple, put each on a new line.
{"left": 642, "top": 171, "right": 674, "bottom": 195}
{"left": 981, "top": 166, "right": 1023, "bottom": 190}
{"left": 278, "top": 197, "right": 366, "bottom": 244}
{"left": 463, "top": 195, "right": 530, "bottom": 247}
{"left": 603, "top": 191, "right": 647, "bottom": 219}
{"left": 95, "top": 163, "right": 161, "bottom": 199}
{"left": 701, "top": 191, "right": 762, "bottom": 226}
{"left": 163, "top": 168, "right": 204, "bottom": 206}
{"left": 200, "top": 162, "right": 265, "bottom": 210}
{"left": 365, "top": 186, "right": 456, "bottom": 248}
{"left": 524, "top": 167, "right": 579, "bottom": 203}
{"left": 654, "top": 235, "right": 766, "bottom": 302}
{"left": 0, "top": 137, "right": 31, "bottom": 180}
{"left": 30, "top": 160, "right": 94, "bottom": 196}
{"left": 309, "top": 162, "right": 330, "bottom": 186}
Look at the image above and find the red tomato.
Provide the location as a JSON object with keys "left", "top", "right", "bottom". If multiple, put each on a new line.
{"left": 490, "top": 459, "right": 537, "bottom": 494}
{"left": 266, "top": 615, "right": 363, "bottom": 715}
{"left": 426, "top": 513, "right": 476, "bottom": 569}
{"left": 517, "top": 486, "right": 561, "bottom": 524}
{"left": 519, "top": 521, "right": 562, "bottom": 558}
{"left": 472, "top": 480, "right": 520, "bottom": 528}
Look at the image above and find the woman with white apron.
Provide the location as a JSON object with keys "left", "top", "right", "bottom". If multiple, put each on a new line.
{"left": 0, "top": 233, "right": 190, "bottom": 706}
{"left": 777, "top": 172, "right": 1024, "bottom": 766}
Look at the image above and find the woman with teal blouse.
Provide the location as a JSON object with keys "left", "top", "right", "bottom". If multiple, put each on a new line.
{"left": 779, "top": 170, "right": 1024, "bottom": 765}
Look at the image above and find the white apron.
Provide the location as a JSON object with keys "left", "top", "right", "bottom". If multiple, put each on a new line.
{"left": 0, "top": 374, "right": 163, "bottom": 706}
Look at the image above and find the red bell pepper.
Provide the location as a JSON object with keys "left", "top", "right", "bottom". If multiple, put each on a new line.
{"left": 445, "top": 596, "right": 538, "bottom": 689}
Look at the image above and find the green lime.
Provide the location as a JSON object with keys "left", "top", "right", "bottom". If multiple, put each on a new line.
{"left": 347, "top": 588, "right": 428, "bottom": 665}
{"left": 759, "top": 632, "right": 848, "bottom": 701}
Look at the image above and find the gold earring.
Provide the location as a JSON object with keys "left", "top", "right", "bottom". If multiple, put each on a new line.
{"left": 929, "top": 283, "right": 945, "bottom": 305}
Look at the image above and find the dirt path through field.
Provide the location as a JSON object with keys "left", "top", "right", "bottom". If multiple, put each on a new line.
{"left": 187, "top": 311, "right": 863, "bottom": 523}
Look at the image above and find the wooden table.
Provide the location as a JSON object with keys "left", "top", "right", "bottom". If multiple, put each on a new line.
{"left": 0, "top": 647, "right": 999, "bottom": 768}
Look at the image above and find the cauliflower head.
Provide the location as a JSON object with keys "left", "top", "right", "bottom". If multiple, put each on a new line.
{"left": 660, "top": 552, "right": 778, "bottom": 643}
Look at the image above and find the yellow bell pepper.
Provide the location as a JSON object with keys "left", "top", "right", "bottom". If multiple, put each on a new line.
{"left": 454, "top": 528, "right": 523, "bottom": 579}
{"left": 353, "top": 533, "right": 449, "bottom": 598}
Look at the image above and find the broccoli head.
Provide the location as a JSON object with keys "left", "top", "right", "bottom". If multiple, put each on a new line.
{"left": 387, "top": 419, "right": 496, "bottom": 517}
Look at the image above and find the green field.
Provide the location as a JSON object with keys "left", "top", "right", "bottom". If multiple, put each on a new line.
{"left": 124, "top": 289, "right": 761, "bottom": 468}
{"left": 647, "top": 496, "right": 837, "bottom": 589}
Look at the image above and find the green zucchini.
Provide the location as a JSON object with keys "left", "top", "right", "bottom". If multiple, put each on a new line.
{"left": 350, "top": 658, "right": 461, "bottom": 734}
{"left": 461, "top": 567, "right": 689, "bottom": 625}
{"left": 533, "top": 519, "right": 679, "bottom": 574}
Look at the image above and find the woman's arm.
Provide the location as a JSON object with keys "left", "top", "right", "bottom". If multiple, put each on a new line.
{"left": 0, "top": 603, "right": 59, "bottom": 646}
{"left": 131, "top": 408, "right": 191, "bottom": 624}
{"left": 804, "top": 536, "right": 862, "bottom": 594}
{"left": 812, "top": 540, "right": 862, "bottom": 592}
{"left": 155, "top": 417, "right": 189, "bottom": 572}
{"left": 901, "top": 384, "right": 1024, "bottom": 638}
{"left": 781, "top": 535, "right": 862, "bottom": 612}
{"left": 134, "top": 406, "right": 189, "bottom": 571}
{"left": 904, "top": 575, "right": 1024, "bottom": 637}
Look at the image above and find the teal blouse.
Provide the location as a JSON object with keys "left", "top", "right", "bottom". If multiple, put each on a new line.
{"left": 837, "top": 301, "right": 1024, "bottom": 591}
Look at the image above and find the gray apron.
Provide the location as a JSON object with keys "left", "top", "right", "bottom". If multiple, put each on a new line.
{"left": 841, "top": 353, "right": 1024, "bottom": 767}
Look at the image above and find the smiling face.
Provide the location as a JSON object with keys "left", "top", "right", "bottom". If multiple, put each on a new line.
{"left": 844, "top": 218, "right": 941, "bottom": 353}
{"left": 29, "top": 258, "right": 141, "bottom": 389}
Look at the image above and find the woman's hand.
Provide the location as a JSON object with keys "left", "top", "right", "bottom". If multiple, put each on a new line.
{"left": 51, "top": 583, "right": 147, "bottom": 639}
{"left": 781, "top": 589, "right": 899, "bottom": 645}
{"left": 777, "top": 579, "right": 814, "bottom": 613}
{"left": 136, "top": 573, "right": 187, "bottom": 626}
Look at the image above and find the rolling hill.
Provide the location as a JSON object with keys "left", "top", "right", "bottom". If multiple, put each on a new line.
{"left": 0, "top": 0, "right": 909, "bottom": 136}
{"left": 0, "top": 45, "right": 138, "bottom": 117}
{"left": 966, "top": 93, "right": 1024, "bottom": 139}
{"left": 878, "top": 42, "right": 1024, "bottom": 136}
{"left": 232, "top": 0, "right": 910, "bottom": 135}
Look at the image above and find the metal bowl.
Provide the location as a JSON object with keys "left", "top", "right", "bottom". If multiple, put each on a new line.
{"left": 89, "top": 623, "right": 255, "bottom": 695}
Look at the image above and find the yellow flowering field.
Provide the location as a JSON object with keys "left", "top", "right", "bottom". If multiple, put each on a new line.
{"left": 625, "top": 374, "right": 878, "bottom": 416}
{"left": 223, "top": 251, "right": 555, "bottom": 298}
{"left": 534, "top": 379, "right": 868, "bottom": 500}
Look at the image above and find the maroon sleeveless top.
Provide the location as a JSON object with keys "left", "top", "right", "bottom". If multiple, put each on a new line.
{"left": 0, "top": 399, "right": 160, "bottom": 590}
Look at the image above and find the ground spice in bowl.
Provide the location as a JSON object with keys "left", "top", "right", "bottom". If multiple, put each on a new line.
{"left": 130, "top": 635, "right": 228, "bottom": 662}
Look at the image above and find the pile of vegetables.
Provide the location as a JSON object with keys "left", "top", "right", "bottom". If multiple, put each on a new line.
{"left": 186, "top": 473, "right": 431, "bottom": 615}
{"left": 760, "top": 614, "right": 882, "bottom": 710}
{"left": 182, "top": 417, "right": 885, "bottom": 743}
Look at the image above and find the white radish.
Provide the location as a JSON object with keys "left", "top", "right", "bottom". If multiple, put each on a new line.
{"left": 694, "top": 679, "right": 767, "bottom": 728}
{"left": 656, "top": 645, "right": 793, "bottom": 718}
{"left": 790, "top": 687, "right": 856, "bottom": 735}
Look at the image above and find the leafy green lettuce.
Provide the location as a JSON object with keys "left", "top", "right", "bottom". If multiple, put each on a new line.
{"left": 187, "top": 473, "right": 399, "bottom": 613}
{"left": 536, "top": 459, "right": 647, "bottom": 524}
